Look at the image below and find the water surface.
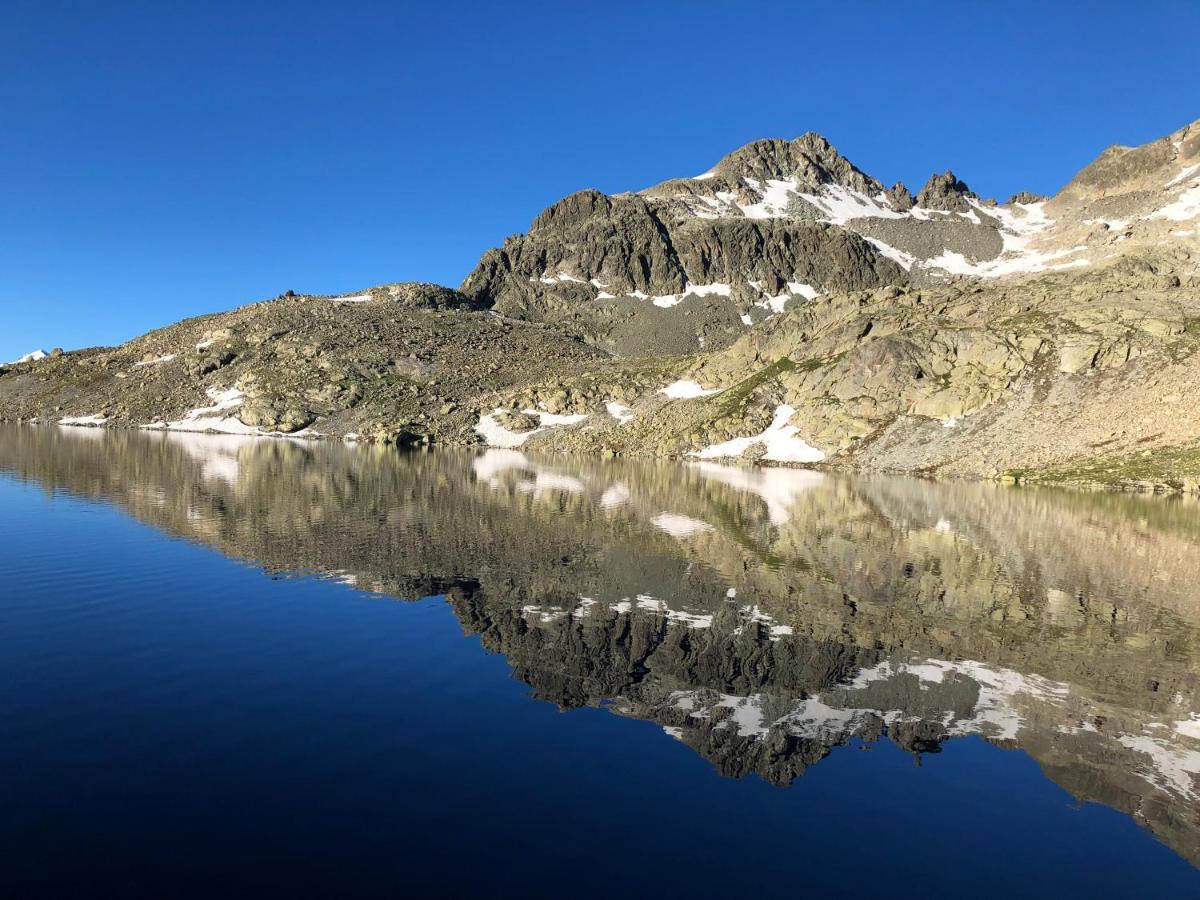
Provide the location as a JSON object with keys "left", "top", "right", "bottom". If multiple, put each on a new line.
{"left": 2, "top": 424, "right": 1199, "bottom": 897}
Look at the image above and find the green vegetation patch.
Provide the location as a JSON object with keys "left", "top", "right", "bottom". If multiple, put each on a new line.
{"left": 1004, "top": 442, "right": 1200, "bottom": 493}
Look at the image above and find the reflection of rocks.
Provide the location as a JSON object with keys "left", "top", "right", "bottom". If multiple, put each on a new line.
{"left": 1, "top": 424, "right": 1199, "bottom": 864}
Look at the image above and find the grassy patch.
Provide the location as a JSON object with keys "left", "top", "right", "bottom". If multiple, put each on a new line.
{"left": 1004, "top": 443, "right": 1200, "bottom": 492}
{"left": 715, "top": 357, "right": 796, "bottom": 412}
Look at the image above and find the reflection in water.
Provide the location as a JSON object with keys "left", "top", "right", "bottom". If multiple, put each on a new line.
{"left": 3, "top": 424, "right": 1200, "bottom": 866}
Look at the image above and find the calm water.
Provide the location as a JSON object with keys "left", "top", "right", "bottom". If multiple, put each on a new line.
{"left": 1, "top": 425, "right": 1199, "bottom": 897}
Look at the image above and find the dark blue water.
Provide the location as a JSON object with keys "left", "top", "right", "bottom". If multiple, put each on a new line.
{"left": 1, "top": 426, "right": 1198, "bottom": 897}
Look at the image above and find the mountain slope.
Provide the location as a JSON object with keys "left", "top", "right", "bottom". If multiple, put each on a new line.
{"left": 462, "top": 121, "right": 1200, "bottom": 356}
{"left": 3, "top": 117, "right": 1200, "bottom": 489}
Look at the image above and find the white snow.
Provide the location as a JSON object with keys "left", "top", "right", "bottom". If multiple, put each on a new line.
{"left": 58, "top": 414, "right": 108, "bottom": 427}
{"left": 1165, "top": 162, "right": 1200, "bottom": 188}
{"left": 473, "top": 408, "right": 587, "bottom": 448}
{"left": 918, "top": 199, "right": 1088, "bottom": 279}
{"left": 331, "top": 294, "right": 371, "bottom": 303}
{"left": 1175, "top": 716, "right": 1200, "bottom": 740}
{"left": 692, "top": 170, "right": 717, "bottom": 181}
{"left": 605, "top": 401, "right": 633, "bottom": 424}
{"left": 141, "top": 386, "right": 316, "bottom": 437}
{"left": 739, "top": 177, "right": 801, "bottom": 219}
{"left": 651, "top": 513, "right": 713, "bottom": 538}
{"left": 692, "top": 404, "right": 825, "bottom": 463}
{"left": 195, "top": 339, "right": 215, "bottom": 351}
{"left": 1149, "top": 183, "right": 1200, "bottom": 221}
{"left": 10, "top": 349, "right": 48, "bottom": 364}
{"left": 539, "top": 271, "right": 585, "bottom": 285}
{"left": 644, "top": 282, "right": 732, "bottom": 309}
{"left": 659, "top": 379, "right": 721, "bottom": 399}
{"left": 925, "top": 243, "right": 1088, "bottom": 278}
{"left": 865, "top": 237, "right": 917, "bottom": 270}
{"left": 740, "top": 314, "right": 754, "bottom": 326}
{"left": 797, "top": 182, "right": 906, "bottom": 224}
{"left": 787, "top": 282, "right": 820, "bottom": 300}
{"left": 134, "top": 354, "right": 176, "bottom": 367}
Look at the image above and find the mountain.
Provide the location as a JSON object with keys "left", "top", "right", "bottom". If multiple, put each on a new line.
{"left": 460, "top": 121, "right": 1200, "bottom": 355}
{"left": 2, "top": 117, "right": 1199, "bottom": 489}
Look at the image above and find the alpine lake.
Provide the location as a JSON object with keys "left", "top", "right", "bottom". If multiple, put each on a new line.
{"left": 2, "top": 423, "right": 1199, "bottom": 897}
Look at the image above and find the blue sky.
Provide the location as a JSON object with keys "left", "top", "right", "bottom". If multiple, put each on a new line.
{"left": 2, "top": 0, "right": 1198, "bottom": 361}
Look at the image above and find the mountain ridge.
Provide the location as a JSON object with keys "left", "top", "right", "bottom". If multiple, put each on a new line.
{"left": 3, "top": 116, "right": 1200, "bottom": 491}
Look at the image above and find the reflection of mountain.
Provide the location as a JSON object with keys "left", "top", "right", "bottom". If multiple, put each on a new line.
{"left": 2, "top": 424, "right": 1199, "bottom": 865}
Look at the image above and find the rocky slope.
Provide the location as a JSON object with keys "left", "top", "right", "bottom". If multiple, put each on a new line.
{"left": 3, "top": 117, "right": 1200, "bottom": 488}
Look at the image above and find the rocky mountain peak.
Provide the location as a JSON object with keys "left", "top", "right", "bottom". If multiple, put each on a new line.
{"left": 530, "top": 189, "right": 614, "bottom": 232}
{"left": 915, "top": 170, "right": 976, "bottom": 212}
{"left": 707, "top": 132, "right": 881, "bottom": 195}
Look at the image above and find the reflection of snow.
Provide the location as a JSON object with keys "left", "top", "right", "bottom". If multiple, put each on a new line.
{"left": 690, "top": 460, "right": 824, "bottom": 525}
{"left": 651, "top": 512, "right": 713, "bottom": 538}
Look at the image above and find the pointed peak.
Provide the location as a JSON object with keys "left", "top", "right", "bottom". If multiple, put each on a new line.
{"left": 703, "top": 131, "right": 881, "bottom": 196}
{"left": 916, "top": 170, "right": 976, "bottom": 212}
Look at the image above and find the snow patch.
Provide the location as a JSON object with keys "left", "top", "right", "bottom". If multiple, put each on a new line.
{"left": 660, "top": 379, "right": 721, "bottom": 399}
{"left": 473, "top": 408, "right": 587, "bottom": 448}
{"left": 1149, "top": 183, "right": 1200, "bottom": 221}
{"left": 693, "top": 404, "right": 825, "bottom": 463}
{"left": 10, "top": 349, "right": 48, "bottom": 364}
{"left": 134, "top": 354, "right": 176, "bottom": 367}
{"left": 797, "top": 182, "right": 906, "bottom": 224}
{"left": 865, "top": 238, "right": 917, "bottom": 270}
{"left": 605, "top": 401, "right": 633, "bottom": 424}
{"left": 58, "top": 414, "right": 108, "bottom": 427}
{"left": 1165, "top": 162, "right": 1200, "bottom": 188}
{"left": 140, "top": 386, "right": 315, "bottom": 437}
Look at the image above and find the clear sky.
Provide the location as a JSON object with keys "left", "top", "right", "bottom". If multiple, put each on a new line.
{"left": 2, "top": 0, "right": 1198, "bottom": 361}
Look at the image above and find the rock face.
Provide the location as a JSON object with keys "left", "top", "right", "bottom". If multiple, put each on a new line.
{"left": 915, "top": 170, "right": 976, "bottom": 212}
{"left": 4, "top": 117, "right": 1200, "bottom": 489}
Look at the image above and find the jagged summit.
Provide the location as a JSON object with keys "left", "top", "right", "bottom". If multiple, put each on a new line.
{"left": 915, "top": 170, "right": 976, "bottom": 212}
{"left": 460, "top": 117, "right": 1200, "bottom": 357}
{"left": 692, "top": 131, "right": 884, "bottom": 197}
